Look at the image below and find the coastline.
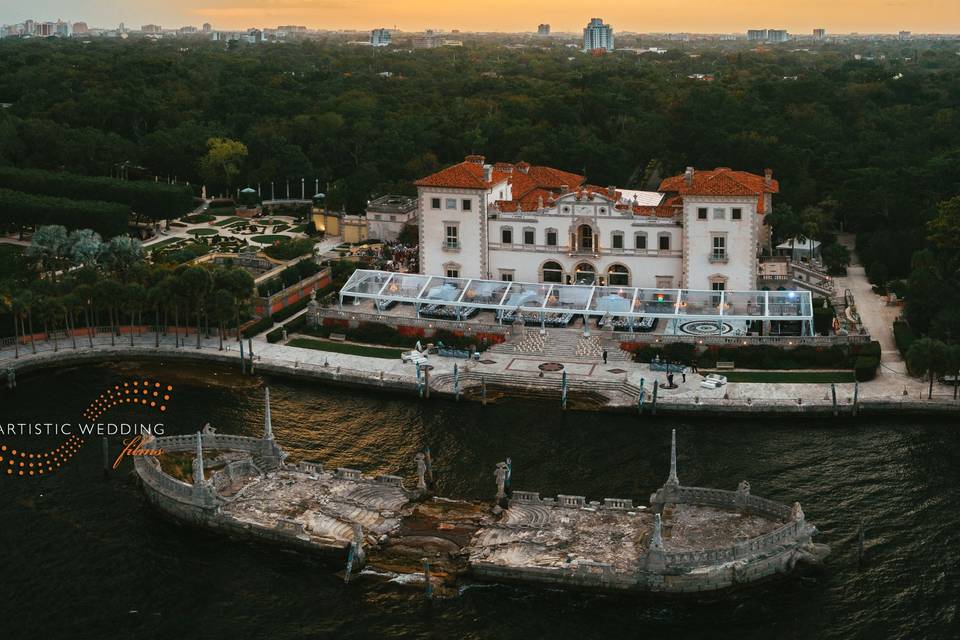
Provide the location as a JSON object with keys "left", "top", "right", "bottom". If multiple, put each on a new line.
{"left": 2, "top": 335, "right": 957, "bottom": 416}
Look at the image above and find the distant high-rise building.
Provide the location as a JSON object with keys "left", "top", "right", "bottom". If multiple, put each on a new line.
{"left": 899, "top": 30, "right": 911, "bottom": 40}
{"left": 747, "top": 29, "right": 789, "bottom": 43}
{"left": 583, "top": 18, "right": 613, "bottom": 52}
{"left": 813, "top": 28, "right": 826, "bottom": 39}
{"left": 537, "top": 24, "right": 550, "bottom": 36}
{"left": 179, "top": 26, "right": 198, "bottom": 34}
{"left": 202, "top": 23, "right": 212, "bottom": 33}
{"left": 141, "top": 24, "right": 161, "bottom": 34}
{"left": 413, "top": 30, "right": 440, "bottom": 49}
{"left": 371, "top": 28, "right": 391, "bottom": 46}
{"left": 72, "top": 22, "right": 88, "bottom": 34}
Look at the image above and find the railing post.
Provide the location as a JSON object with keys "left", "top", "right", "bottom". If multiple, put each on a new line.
{"left": 481, "top": 375, "right": 487, "bottom": 405}
{"left": 853, "top": 381, "right": 859, "bottom": 417}
{"left": 561, "top": 370, "right": 568, "bottom": 410}
{"left": 453, "top": 363, "right": 460, "bottom": 401}
{"left": 651, "top": 380, "right": 659, "bottom": 415}
{"left": 240, "top": 339, "right": 246, "bottom": 374}
{"left": 831, "top": 383, "right": 838, "bottom": 417}
{"left": 638, "top": 378, "right": 645, "bottom": 414}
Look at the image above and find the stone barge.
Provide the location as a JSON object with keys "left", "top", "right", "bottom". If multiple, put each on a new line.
{"left": 133, "top": 389, "right": 829, "bottom": 595}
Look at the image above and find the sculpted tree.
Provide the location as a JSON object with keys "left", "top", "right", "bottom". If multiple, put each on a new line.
{"left": 907, "top": 337, "right": 947, "bottom": 400}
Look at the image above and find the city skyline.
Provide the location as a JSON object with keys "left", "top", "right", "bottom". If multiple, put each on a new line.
{"left": 3, "top": 0, "right": 959, "bottom": 34}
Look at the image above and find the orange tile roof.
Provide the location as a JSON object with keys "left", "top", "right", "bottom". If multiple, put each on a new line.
{"left": 415, "top": 156, "right": 586, "bottom": 202}
{"left": 659, "top": 167, "right": 778, "bottom": 213}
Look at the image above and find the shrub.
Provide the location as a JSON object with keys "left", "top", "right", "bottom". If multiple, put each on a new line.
{"left": 241, "top": 315, "right": 273, "bottom": 338}
{"left": 272, "top": 296, "right": 311, "bottom": 322}
{"left": 264, "top": 238, "right": 315, "bottom": 260}
{"left": 663, "top": 342, "right": 696, "bottom": 364}
{"left": 181, "top": 213, "right": 216, "bottom": 224}
{"left": 893, "top": 321, "right": 916, "bottom": 358}
{"left": 854, "top": 355, "right": 880, "bottom": 381}
{"left": 266, "top": 326, "right": 284, "bottom": 343}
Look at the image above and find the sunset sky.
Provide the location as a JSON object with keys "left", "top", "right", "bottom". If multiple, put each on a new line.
{"left": 6, "top": 0, "right": 960, "bottom": 33}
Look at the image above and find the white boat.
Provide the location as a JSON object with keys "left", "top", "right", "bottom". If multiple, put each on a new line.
{"left": 700, "top": 374, "right": 727, "bottom": 389}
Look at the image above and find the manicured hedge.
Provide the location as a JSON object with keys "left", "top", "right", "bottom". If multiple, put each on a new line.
{"left": 627, "top": 342, "right": 873, "bottom": 371}
{"left": 893, "top": 321, "right": 916, "bottom": 358}
{"left": 266, "top": 326, "right": 285, "bottom": 343}
{"left": 0, "top": 188, "right": 129, "bottom": 237}
{"left": 854, "top": 355, "right": 880, "bottom": 381}
{"left": 271, "top": 296, "right": 311, "bottom": 323}
{"left": 0, "top": 167, "right": 193, "bottom": 220}
{"left": 241, "top": 315, "right": 274, "bottom": 338}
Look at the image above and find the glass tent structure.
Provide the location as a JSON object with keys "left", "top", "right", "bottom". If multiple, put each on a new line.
{"left": 339, "top": 269, "right": 815, "bottom": 335}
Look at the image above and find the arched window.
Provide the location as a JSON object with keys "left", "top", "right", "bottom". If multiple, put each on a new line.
{"left": 608, "top": 264, "right": 630, "bottom": 286}
{"left": 634, "top": 232, "right": 648, "bottom": 250}
{"left": 541, "top": 261, "right": 563, "bottom": 283}
{"left": 574, "top": 262, "right": 596, "bottom": 284}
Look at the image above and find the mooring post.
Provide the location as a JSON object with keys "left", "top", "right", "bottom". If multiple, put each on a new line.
{"left": 424, "top": 367, "right": 431, "bottom": 399}
{"left": 425, "top": 446, "right": 435, "bottom": 487}
{"left": 344, "top": 541, "right": 357, "bottom": 583}
{"left": 853, "top": 381, "right": 859, "bottom": 417}
{"left": 239, "top": 339, "right": 246, "bottom": 374}
{"left": 481, "top": 375, "right": 487, "bottom": 405}
{"left": 561, "top": 371, "right": 568, "bottom": 410}
{"left": 453, "top": 363, "right": 460, "bottom": 402}
{"left": 422, "top": 558, "right": 433, "bottom": 599}
{"left": 651, "top": 381, "right": 659, "bottom": 415}
{"left": 831, "top": 383, "right": 838, "bottom": 417}
{"left": 638, "top": 378, "right": 645, "bottom": 414}
{"left": 505, "top": 457, "right": 512, "bottom": 494}
{"left": 416, "top": 362, "right": 423, "bottom": 398}
{"left": 5, "top": 367, "right": 15, "bottom": 390}
{"left": 101, "top": 437, "right": 109, "bottom": 478}
{"left": 247, "top": 338, "right": 255, "bottom": 374}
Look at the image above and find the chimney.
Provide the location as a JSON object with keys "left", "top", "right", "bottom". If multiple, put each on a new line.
{"left": 483, "top": 165, "right": 493, "bottom": 182}
{"left": 516, "top": 161, "right": 530, "bottom": 174}
{"left": 684, "top": 166, "right": 694, "bottom": 186}
{"left": 607, "top": 185, "right": 617, "bottom": 199}
{"left": 764, "top": 168, "right": 773, "bottom": 187}
{"left": 537, "top": 195, "right": 544, "bottom": 209}
{"left": 465, "top": 154, "right": 485, "bottom": 165}
{"left": 560, "top": 183, "right": 569, "bottom": 193}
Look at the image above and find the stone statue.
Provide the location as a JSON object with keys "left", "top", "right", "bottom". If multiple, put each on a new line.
{"left": 415, "top": 452, "right": 428, "bottom": 490}
{"left": 650, "top": 513, "right": 663, "bottom": 549}
{"left": 202, "top": 423, "right": 217, "bottom": 435}
{"left": 791, "top": 501, "right": 805, "bottom": 522}
{"left": 736, "top": 480, "right": 751, "bottom": 496}
{"left": 494, "top": 462, "right": 509, "bottom": 500}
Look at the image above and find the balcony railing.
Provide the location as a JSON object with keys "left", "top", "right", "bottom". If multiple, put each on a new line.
{"left": 441, "top": 241, "right": 461, "bottom": 252}
{"left": 709, "top": 252, "right": 729, "bottom": 263}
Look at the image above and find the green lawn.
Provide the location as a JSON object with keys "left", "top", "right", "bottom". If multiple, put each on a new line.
{"left": 189, "top": 228, "right": 219, "bottom": 236}
{"left": 721, "top": 370, "right": 855, "bottom": 384}
{"left": 251, "top": 234, "right": 290, "bottom": 244}
{"left": 289, "top": 224, "right": 307, "bottom": 233}
{"left": 213, "top": 216, "right": 247, "bottom": 227}
{"left": 286, "top": 337, "right": 404, "bottom": 359}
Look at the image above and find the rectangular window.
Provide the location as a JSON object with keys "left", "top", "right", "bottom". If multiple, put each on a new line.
{"left": 712, "top": 282, "right": 726, "bottom": 291}
{"left": 731, "top": 208, "right": 742, "bottom": 220}
{"left": 501, "top": 227, "right": 513, "bottom": 244}
{"left": 462, "top": 199, "right": 472, "bottom": 211}
{"left": 713, "top": 208, "right": 725, "bottom": 220}
{"left": 546, "top": 230, "right": 557, "bottom": 246}
{"left": 431, "top": 198, "right": 441, "bottom": 209}
{"left": 524, "top": 229, "right": 535, "bottom": 245}
{"left": 612, "top": 233, "right": 623, "bottom": 249}
{"left": 446, "top": 268, "right": 459, "bottom": 278}
{"left": 500, "top": 271, "right": 514, "bottom": 282}
{"left": 658, "top": 234, "right": 671, "bottom": 251}
{"left": 445, "top": 225, "right": 458, "bottom": 248}
{"left": 712, "top": 235, "right": 726, "bottom": 259}
{"left": 635, "top": 234, "right": 647, "bottom": 250}
{"left": 445, "top": 198, "right": 457, "bottom": 210}
{"left": 697, "top": 207, "right": 708, "bottom": 220}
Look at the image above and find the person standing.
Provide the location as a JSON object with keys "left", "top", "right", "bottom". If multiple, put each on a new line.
{"left": 602, "top": 349, "right": 608, "bottom": 364}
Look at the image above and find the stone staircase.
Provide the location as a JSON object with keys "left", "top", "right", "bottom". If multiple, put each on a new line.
{"left": 488, "top": 327, "right": 632, "bottom": 363}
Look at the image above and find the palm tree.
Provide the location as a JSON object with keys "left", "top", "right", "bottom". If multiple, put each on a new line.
{"left": 61, "top": 293, "right": 79, "bottom": 350}
{"left": 210, "top": 289, "right": 234, "bottom": 351}
{"left": 178, "top": 267, "right": 214, "bottom": 349}
{"left": 907, "top": 337, "right": 947, "bottom": 400}
{"left": 946, "top": 344, "right": 960, "bottom": 400}
{"left": 15, "top": 291, "right": 36, "bottom": 355}
{"left": 124, "top": 283, "right": 147, "bottom": 346}
{"left": 147, "top": 283, "right": 166, "bottom": 348}
{"left": 0, "top": 287, "right": 16, "bottom": 359}
{"left": 95, "top": 279, "right": 124, "bottom": 347}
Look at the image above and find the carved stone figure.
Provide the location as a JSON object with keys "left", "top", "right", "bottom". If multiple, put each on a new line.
{"left": 650, "top": 513, "right": 663, "bottom": 549}
{"left": 791, "top": 501, "right": 805, "bottom": 522}
{"left": 494, "top": 462, "right": 509, "bottom": 500}
{"left": 415, "top": 452, "right": 428, "bottom": 490}
{"left": 202, "top": 423, "right": 216, "bottom": 435}
{"left": 737, "top": 480, "right": 751, "bottom": 495}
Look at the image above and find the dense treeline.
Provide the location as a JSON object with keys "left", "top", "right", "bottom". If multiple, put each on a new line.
{"left": 0, "top": 37, "right": 959, "bottom": 344}
{"left": 0, "top": 167, "right": 194, "bottom": 221}
{"left": 0, "top": 188, "right": 129, "bottom": 237}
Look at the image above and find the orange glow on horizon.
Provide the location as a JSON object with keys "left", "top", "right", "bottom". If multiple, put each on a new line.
{"left": 8, "top": 1, "right": 960, "bottom": 35}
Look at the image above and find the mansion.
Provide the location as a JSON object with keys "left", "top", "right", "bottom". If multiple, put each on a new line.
{"left": 415, "top": 155, "right": 779, "bottom": 294}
